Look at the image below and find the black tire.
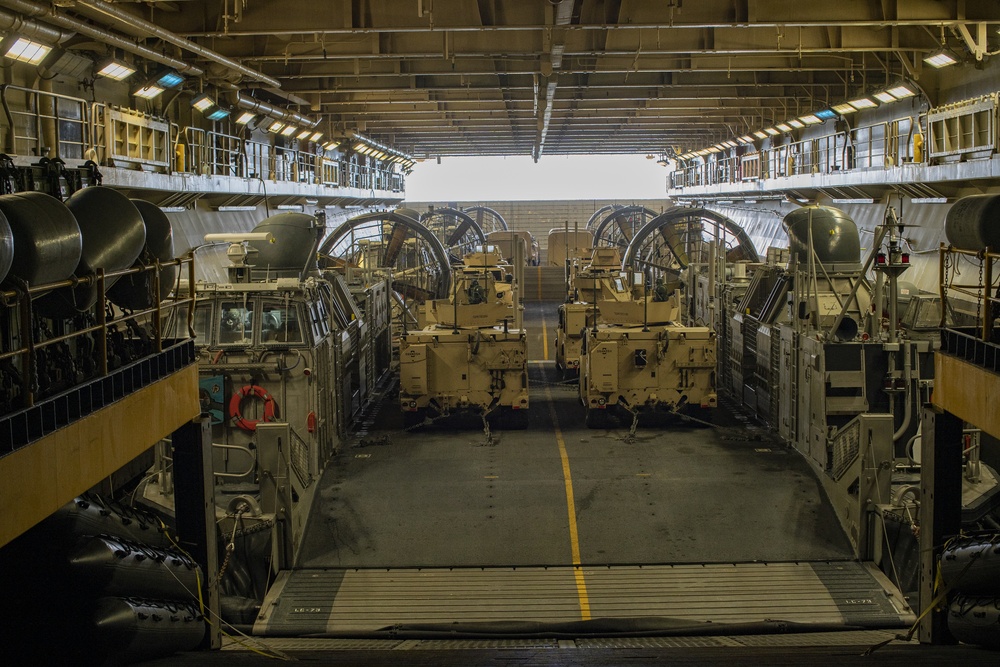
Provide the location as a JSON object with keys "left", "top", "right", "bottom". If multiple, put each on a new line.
{"left": 492, "top": 406, "right": 529, "bottom": 430}
{"left": 585, "top": 407, "right": 610, "bottom": 429}
{"left": 402, "top": 408, "right": 425, "bottom": 428}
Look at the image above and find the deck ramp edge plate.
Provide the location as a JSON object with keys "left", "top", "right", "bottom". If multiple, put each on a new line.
{"left": 255, "top": 562, "right": 914, "bottom": 636}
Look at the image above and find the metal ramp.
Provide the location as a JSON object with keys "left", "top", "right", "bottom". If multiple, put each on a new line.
{"left": 255, "top": 561, "right": 913, "bottom": 636}
{"left": 523, "top": 266, "right": 567, "bottom": 300}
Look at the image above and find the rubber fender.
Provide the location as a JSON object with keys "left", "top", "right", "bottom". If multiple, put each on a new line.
{"left": 941, "top": 533, "right": 1000, "bottom": 595}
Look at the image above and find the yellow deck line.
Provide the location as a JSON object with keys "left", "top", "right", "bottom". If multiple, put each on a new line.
{"left": 545, "top": 385, "right": 591, "bottom": 620}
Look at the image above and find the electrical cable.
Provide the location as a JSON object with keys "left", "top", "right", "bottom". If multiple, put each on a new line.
{"left": 155, "top": 517, "right": 292, "bottom": 661}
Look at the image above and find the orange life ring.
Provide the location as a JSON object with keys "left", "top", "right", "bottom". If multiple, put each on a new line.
{"left": 229, "top": 385, "right": 277, "bottom": 432}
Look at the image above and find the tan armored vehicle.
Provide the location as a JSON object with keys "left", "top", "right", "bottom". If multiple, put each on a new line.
{"left": 400, "top": 247, "right": 529, "bottom": 428}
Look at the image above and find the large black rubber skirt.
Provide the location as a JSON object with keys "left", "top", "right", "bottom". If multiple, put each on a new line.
{"left": 783, "top": 205, "right": 861, "bottom": 266}
{"left": 250, "top": 211, "right": 322, "bottom": 271}
{"left": 0, "top": 191, "right": 81, "bottom": 287}
{"left": 106, "top": 199, "right": 177, "bottom": 310}
{"left": 37, "top": 187, "right": 146, "bottom": 317}
{"left": 945, "top": 194, "right": 1000, "bottom": 252}
{"left": 0, "top": 207, "right": 12, "bottom": 283}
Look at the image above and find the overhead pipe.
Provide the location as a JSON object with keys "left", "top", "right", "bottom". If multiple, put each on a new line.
{"left": 234, "top": 91, "right": 319, "bottom": 129}
{"left": 0, "top": 0, "right": 204, "bottom": 76}
{"left": 0, "top": 8, "right": 74, "bottom": 45}
{"left": 534, "top": 0, "right": 574, "bottom": 161}
{"left": 71, "top": 0, "right": 280, "bottom": 88}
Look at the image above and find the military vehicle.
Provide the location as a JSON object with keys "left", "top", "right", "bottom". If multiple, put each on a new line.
{"left": 399, "top": 246, "right": 528, "bottom": 428}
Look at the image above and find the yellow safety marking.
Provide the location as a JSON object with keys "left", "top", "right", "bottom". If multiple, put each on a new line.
{"left": 537, "top": 266, "right": 542, "bottom": 301}
{"left": 635, "top": 473, "right": 651, "bottom": 477}
{"left": 484, "top": 475, "right": 499, "bottom": 479}
{"left": 545, "top": 386, "right": 591, "bottom": 620}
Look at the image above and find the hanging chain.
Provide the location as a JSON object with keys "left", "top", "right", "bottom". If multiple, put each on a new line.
{"left": 942, "top": 250, "right": 950, "bottom": 303}
{"left": 977, "top": 252, "right": 985, "bottom": 323}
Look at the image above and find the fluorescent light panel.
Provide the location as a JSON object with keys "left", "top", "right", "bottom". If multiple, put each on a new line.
{"left": 885, "top": 83, "right": 917, "bottom": 99}
{"left": 764, "top": 127, "right": 780, "bottom": 136}
{"left": 297, "top": 129, "right": 313, "bottom": 140}
{"left": 787, "top": 119, "right": 805, "bottom": 128}
{"left": 753, "top": 130, "right": 768, "bottom": 139}
{"left": 206, "top": 107, "right": 229, "bottom": 121}
{"left": 924, "top": 49, "right": 959, "bottom": 68}
{"left": 234, "top": 111, "right": 256, "bottom": 125}
{"left": 798, "top": 114, "right": 822, "bottom": 125}
{"left": 280, "top": 125, "right": 297, "bottom": 136}
{"left": 776, "top": 123, "right": 793, "bottom": 132}
{"left": 831, "top": 198, "right": 875, "bottom": 204}
{"left": 156, "top": 70, "right": 184, "bottom": 88}
{"left": 96, "top": 58, "right": 135, "bottom": 81}
{"left": 873, "top": 90, "right": 897, "bottom": 103}
{"left": 848, "top": 96, "right": 878, "bottom": 109}
{"left": 831, "top": 102, "right": 857, "bottom": 114}
{"left": 191, "top": 93, "right": 215, "bottom": 111}
{"left": 4, "top": 37, "right": 51, "bottom": 64}
{"left": 133, "top": 83, "right": 164, "bottom": 99}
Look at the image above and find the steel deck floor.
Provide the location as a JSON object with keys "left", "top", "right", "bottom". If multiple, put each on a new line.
{"left": 280, "top": 302, "right": 905, "bottom": 635}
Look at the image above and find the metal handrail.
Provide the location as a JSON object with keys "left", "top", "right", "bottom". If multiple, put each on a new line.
{"left": 671, "top": 117, "right": 922, "bottom": 189}
{"left": 0, "top": 84, "right": 90, "bottom": 160}
{"left": 0, "top": 255, "right": 197, "bottom": 408}
{"left": 1, "top": 85, "right": 404, "bottom": 191}
{"left": 939, "top": 244, "right": 1000, "bottom": 340}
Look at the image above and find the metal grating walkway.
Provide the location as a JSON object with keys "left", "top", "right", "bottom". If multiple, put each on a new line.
{"left": 254, "top": 561, "right": 913, "bottom": 636}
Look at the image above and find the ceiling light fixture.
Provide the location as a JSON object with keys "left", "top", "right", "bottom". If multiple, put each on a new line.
{"left": 2, "top": 36, "right": 52, "bottom": 64}
{"left": 831, "top": 102, "right": 857, "bottom": 114}
{"left": 764, "top": 127, "right": 780, "bottom": 135}
{"left": 191, "top": 93, "right": 216, "bottom": 112}
{"left": 95, "top": 57, "right": 135, "bottom": 81}
{"left": 847, "top": 96, "right": 878, "bottom": 110}
{"left": 924, "top": 47, "right": 960, "bottom": 68}
{"left": 205, "top": 107, "right": 230, "bottom": 121}
{"left": 310, "top": 131, "right": 324, "bottom": 142}
{"left": 798, "top": 114, "right": 822, "bottom": 125}
{"left": 155, "top": 69, "right": 184, "bottom": 88}
{"left": 776, "top": 123, "right": 793, "bottom": 133}
{"left": 884, "top": 81, "right": 918, "bottom": 100}
{"left": 234, "top": 111, "right": 256, "bottom": 125}
{"left": 753, "top": 130, "right": 768, "bottom": 139}
{"left": 787, "top": 119, "right": 805, "bottom": 129}
{"left": 133, "top": 82, "right": 165, "bottom": 99}
{"left": 280, "top": 125, "right": 297, "bottom": 136}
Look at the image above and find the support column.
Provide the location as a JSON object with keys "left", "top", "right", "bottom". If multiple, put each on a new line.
{"left": 173, "top": 416, "right": 221, "bottom": 650}
{"left": 917, "top": 404, "right": 963, "bottom": 644}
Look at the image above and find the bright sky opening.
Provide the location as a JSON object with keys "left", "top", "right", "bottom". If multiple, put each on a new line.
{"left": 404, "top": 154, "right": 669, "bottom": 201}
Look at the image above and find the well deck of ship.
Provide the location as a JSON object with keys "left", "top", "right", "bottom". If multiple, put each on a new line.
{"left": 253, "top": 301, "right": 913, "bottom": 637}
